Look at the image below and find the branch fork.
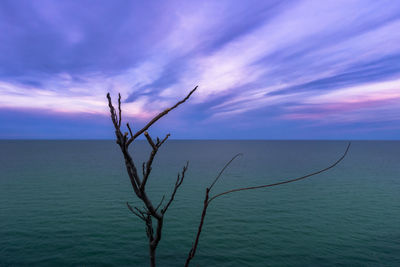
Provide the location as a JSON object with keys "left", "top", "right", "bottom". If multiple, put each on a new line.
{"left": 185, "top": 143, "right": 351, "bottom": 266}
{"left": 107, "top": 86, "right": 197, "bottom": 267}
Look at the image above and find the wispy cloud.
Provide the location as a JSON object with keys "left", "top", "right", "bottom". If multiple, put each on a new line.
{"left": 1, "top": 0, "right": 399, "bottom": 138}
{"left": 282, "top": 78, "right": 400, "bottom": 124}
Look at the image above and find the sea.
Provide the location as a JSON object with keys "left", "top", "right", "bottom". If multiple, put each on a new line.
{"left": 0, "top": 140, "right": 399, "bottom": 266}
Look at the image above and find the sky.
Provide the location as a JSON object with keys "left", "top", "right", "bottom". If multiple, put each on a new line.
{"left": 0, "top": 0, "right": 399, "bottom": 139}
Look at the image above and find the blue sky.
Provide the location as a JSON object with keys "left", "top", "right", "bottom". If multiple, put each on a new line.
{"left": 1, "top": 0, "right": 399, "bottom": 139}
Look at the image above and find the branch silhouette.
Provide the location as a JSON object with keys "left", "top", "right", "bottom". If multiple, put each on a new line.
{"left": 107, "top": 86, "right": 351, "bottom": 267}
{"left": 185, "top": 142, "right": 351, "bottom": 266}
{"left": 107, "top": 86, "right": 197, "bottom": 267}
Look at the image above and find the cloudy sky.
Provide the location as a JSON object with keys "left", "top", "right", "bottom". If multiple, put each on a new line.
{"left": 1, "top": 0, "right": 399, "bottom": 139}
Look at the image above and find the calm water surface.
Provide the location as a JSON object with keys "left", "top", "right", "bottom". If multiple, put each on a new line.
{"left": 0, "top": 140, "right": 399, "bottom": 266}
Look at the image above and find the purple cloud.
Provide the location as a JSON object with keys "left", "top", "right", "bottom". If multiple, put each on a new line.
{"left": 1, "top": 0, "right": 400, "bottom": 139}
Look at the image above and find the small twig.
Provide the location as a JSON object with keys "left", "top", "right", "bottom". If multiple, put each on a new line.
{"left": 106, "top": 93, "right": 119, "bottom": 130}
{"left": 140, "top": 206, "right": 149, "bottom": 216}
{"left": 158, "top": 133, "right": 170, "bottom": 147}
{"left": 209, "top": 142, "right": 351, "bottom": 203}
{"left": 144, "top": 131, "right": 157, "bottom": 149}
{"left": 162, "top": 162, "right": 189, "bottom": 214}
{"left": 141, "top": 132, "right": 170, "bottom": 190}
{"left": 118, "top": 93, "right": 122, "bottom": 128}
{"left": 127, "top": 123, "right": 133, "bottom": 138}
{"left": 131, "top": 86, "right": 198, "bottom": 141}
{"left": 185, "top": 142, "right": 351, "bottom": 266}
{"left": 127, "top": 202, "right": 146, "bottom": 221}
{"left": 141, "top": 150, "right": 156, "bottom": 190}
{"left": 209, "top": 153, "right": 243, "bottom": 190}
{"left": 155, "top": 195, "right": 165, "bottom": 212}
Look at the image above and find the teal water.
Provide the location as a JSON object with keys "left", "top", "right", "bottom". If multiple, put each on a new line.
{"left": 0, "top": 140, "right": 399, "bottom": 266}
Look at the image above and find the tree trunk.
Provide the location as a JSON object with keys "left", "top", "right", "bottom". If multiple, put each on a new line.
{"left": 149, "top": 245, "right": 156, "bottom": 267}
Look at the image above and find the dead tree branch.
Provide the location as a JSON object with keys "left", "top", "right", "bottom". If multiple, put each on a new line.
{"left": 185, "top": 142, "right": 351, "bottom": 266}
{"left": 126, "top": 86, "right": 197, "bottom": 146}
{"left": 162, "top": 162, "right": 188, "bottom": 214}
{"left": 107, "top": 86, "right": 197, "bottom": 267}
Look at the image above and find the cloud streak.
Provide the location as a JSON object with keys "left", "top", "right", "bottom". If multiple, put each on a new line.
{"left": 1, "top": 0, "right": 400, "bottom": 139}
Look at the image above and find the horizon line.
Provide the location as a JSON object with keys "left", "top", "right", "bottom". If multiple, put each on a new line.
{"left": 1, "top": 138, "right": 399, "bottom": 141}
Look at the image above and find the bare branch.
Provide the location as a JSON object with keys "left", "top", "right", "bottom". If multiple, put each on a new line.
{"left": 106, "top": 93, "right": 119, "bottom": 130}
{"left": 185, "top": 142, "right": 351, "bottom": 267}
{"left": 141, "top": 151, "right": 156, "bottom": 190}
{"left": 107, "top": 87, "right": 197, "bottom": 267}
{"left": 137, "top": 206, "right": 148, "bottom": 216}
{"left": 127, "top": 123, "right": 133, "bottom": 138}
{"left": 118, "top": 93, "right": 122, "bottom": 128}
{"left": 185, "top": 188, "right": 209, "bottom": 267}
{"left": 145, "top": 215, "right": 154, "bottom": 239}
{"left": 155, "top": 195, "right": 165, "bottom": 212}
{"left": 162, "top": 161, "right": 189, "bottom": 214}
{"left": 157, "top": 133, "right": 170, "bottom": 147}
{"left": 209, "top": 142, "right": 351, "bottom": 203}
{"left": 144, "top": 131, "right": 156, "bottom": 149}
{"left": 131, "top": 86, "right": 197, "bottom": 141}
{"left": 209, "top": 153, "right": 243, "bottom": 190}
{"left": 121, "top": 149, "right": 142, "bottom": 195}
{"left": 151, "top": 216, "right": 163, "bottom": 248}
{"left": 126, "top": 202, "right": 146, "bottom": 221}
{"left": 141, "top": 132, "right": 170, "bottom": 190}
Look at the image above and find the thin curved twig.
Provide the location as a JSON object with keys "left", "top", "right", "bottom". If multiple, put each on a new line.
{"left": 185, "top": 142, "right": 351, "bottom": 267}
{"left": 209, "top": 153, "right": 243, "bottom": 190}
{"left": 209, "top": 142, "right": 351, "bottom": 203}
